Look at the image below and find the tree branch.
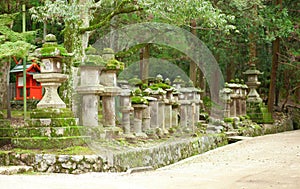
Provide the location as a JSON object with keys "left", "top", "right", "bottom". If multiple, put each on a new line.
{"left": 79, "top": 1, "right": 143, "bottom": 34}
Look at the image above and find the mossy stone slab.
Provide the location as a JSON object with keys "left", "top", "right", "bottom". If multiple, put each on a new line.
{"left": 11, "top": 136, "right": 91, "bottom": 149}
{"left": 0, "top": 128, "right": 14, "bottom": 137}
{"left": 0, "top": 119, "right": 10, "bottom": 128}
{"left": 30, "top": 108, "right": 74, "bottom": 119}
{"left": 13, "top": 126, "right": 87, "bottom": 138}
{"left": 0, "top": 137, "right": 11, "bottom": 147}
{"left": 26, "top": 118, "right": 78, "bottom": 127}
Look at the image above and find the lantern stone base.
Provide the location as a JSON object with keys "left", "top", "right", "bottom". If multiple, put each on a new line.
{"left": 34, "top": 73, "right": 68, "bottom": 109}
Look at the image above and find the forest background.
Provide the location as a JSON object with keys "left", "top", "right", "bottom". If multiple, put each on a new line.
{"left": 0, "top": 0, "right": 299, "bottom": 115}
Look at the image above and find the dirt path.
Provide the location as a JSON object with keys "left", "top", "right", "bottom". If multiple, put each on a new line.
{"left": 1, "top": 130, "right": 300, "bottom": 189}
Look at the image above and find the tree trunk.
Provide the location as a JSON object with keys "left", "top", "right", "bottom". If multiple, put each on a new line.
{"left": 226, "top": 61, "right": 235, "bottom": 82}
{"left": 267, "top": 0, "right": 282, "bottom": 112}
{"left": 268, "top": 37, "right": 280, "bottom": 112}
{"left": 189, "top": 19, "right": 197, "bottom": 86}
{"left": 140, "top": 44, "right": 150, "bottom": 82}
{"left": 7, "top": 57, "right": 11, "bottom": 119}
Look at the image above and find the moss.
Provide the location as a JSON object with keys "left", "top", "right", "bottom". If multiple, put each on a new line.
{"left": 56, "top": 146, "right": 94, "bottom": 155}
{"left": 106, "top": 59, "right": 124, "bottom": 70}
{"left": 224, "top": 117, "right": 235, "bottom": 123}
{"left": 150, "top": 83, "right": 171, "bottom": 90}
{"left": 40, "top": 46, "right": 69, "bottom": 57}
{"left": 0, "top": 128, "right": 14, "bottom": 137}
{"left": 11, "top": 136, "right": 90, "bottom": 149}
{"left": 85, "top": 54, "right": 105, "bottom": 66}
{"left": 30, "top": 108, "right": 74, "bottom": 119}
{"left": 26, "top": 118, "right": 78, "bottom": 127}
{"left": 44, "top": 34, "right": 57, "bottom": 42}
{"left": 0, "top": 119, "right": 10, "bottom": 128}
{"left": 131, "top": 96, "right": 148, "bottom": 105}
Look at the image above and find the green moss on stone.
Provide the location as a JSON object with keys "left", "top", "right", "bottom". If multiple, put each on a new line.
{"left": 224, "top": 117, "right": 235, "bottom": 123}
{"left": 106, "top": 59, "right": 124, "bottom": 70}
{"left": 0, "top": 119, "right": 10, "bottom": 128}
{"left": 30, "top": 108, "right": 74, "bottom": 119}
{"left": 131, "top": 96, "right": 148, "bottom": 105}
{"left": 12, "top": 136, "right": 90, "bottom": 149}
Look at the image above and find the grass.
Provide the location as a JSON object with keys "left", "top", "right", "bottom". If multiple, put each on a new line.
{"left": 1, "top": 109, "right": 31, "bottom": 119}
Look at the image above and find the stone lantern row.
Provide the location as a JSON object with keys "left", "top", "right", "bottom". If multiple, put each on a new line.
{"left": 78, "top": 67, "right": 203, "bottom": 138}
{"left": 221, "top": 81, "right": 248, "bottom": 118}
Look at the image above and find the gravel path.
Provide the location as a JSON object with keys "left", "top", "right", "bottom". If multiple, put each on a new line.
{"left": 1, "top": 130, "right": 300, "bottom": 189}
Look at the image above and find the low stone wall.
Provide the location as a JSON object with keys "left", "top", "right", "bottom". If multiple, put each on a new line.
{"left": 0, "top": 134, "right": 227, "bottom": 174}
{"left": 238, "top": 117, "right": 295, "bottom": 137}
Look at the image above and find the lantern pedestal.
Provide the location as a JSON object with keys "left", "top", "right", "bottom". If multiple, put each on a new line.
{"left": 34, "top": 73, "right": 68, "bottom": 109}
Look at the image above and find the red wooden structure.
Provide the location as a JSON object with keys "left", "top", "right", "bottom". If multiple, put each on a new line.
{"left": 10, "top": 63, "right": 42, "bottom": 100}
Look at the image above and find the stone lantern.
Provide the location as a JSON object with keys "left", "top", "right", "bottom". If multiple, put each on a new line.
{"left": 227, "top": 82, "right": 239, "bottom": 118}
{"left": 76, "top": 46, "right": 105, "bottom": 127}
{"left": 100, "top": 48, "right": 123, "bottom": 128}
{"left": 34, "top": 34, "right": 70, "bottom": 109}
{"left": 243, "top": 64, "right": 263, "bottom": 103}
{"left": 178, "top": 88, "right": 192, "bottom": 131}
{"left": 220, "top": 84, "right": 232, "bottom": 118}
{"left": 173, "top": 76, "right": 184, "bottom": 89}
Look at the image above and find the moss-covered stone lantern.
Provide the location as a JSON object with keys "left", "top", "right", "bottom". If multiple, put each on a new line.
{"left": 243, "top": 64, "right": 263, "bottom": 103}
{"left": 34, "top": 34, "right": 71, "bottom": 109}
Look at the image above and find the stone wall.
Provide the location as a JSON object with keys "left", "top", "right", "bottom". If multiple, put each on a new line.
{"left": 0, "top": 134, "right": 227, "bottom": 174}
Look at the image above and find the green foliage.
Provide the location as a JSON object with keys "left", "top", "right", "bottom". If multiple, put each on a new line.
{"left": 261, "top": 6, "right": 294, "bottom": 42}
{"left": 0, "top": 41, "right": 33, "bottom": 59}
{"left": 140, "top": 0, "right": 236, "bottom": 33}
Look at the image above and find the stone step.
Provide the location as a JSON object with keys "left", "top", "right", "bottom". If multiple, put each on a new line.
{"left": 0, "top": 126, "right": 88, "bottom": 138}
{"left": 26, "top": 118, "right": 78, "bottom": 127}
{"left": 0, "top": 166, "right": 33, "bottom": 175}
{"left": 30, "top": 108, "right": 74, "bottom": 119}
{"left": 0, "top": 119, "right": 10, "bottom": 128}
{"left": 227, "top": 136, "right": 253, "bottom": 143}
{"left": 11, "top": 136, "right": 91, "bottom": 149}
{"left": 0, "top": 127, "right": 13, "bottom": 137}
{"left": 0, "top": 137, "right": 11, "bottom": 146}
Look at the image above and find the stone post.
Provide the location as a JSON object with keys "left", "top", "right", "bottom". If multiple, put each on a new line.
{"left": 228, "top": 83, "right": 239, "bottom": 118}
{"left": 236, "top": 84, "right": 242, "bottom": 117}
{"left": 148, "top": 97, "right": 159, "bottom": 129}
{"left": 77, "top": 65, "right": 104, "bottom": 126}
{"left": 100, "top": 70, "right": 121, "bottom": 127}
{"left": 195, "top": 89, "right": 202, "bottom": 124}
{"left": 144, "top": 97, "right": 156, "bottom": 132}
{"left": 220, "top": 86, "right": 232, "bottom": 118}
{"left": 178, "top": 88, "right": 191, "bottom": 131}
{"left": 172, "top": 92, "right": 180, "bottom": 127}
{"left": 132, "top": 104, "right": 148, "bottom": 138}
{"left": 241, "top": 84, "right": 248, "bottom": 116}
{"left": 158, "top": 98, "right": 166, "bottom": 133}
{"left": 119, "top": 86, "right": 132, "bottom": 134}
{"left": 164, "top": 89, "right": 174, "bottom": 130}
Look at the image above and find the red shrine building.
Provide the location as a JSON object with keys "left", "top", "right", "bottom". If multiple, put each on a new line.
{"left": 10, "top": 63, "right": 43, "bottom": 100}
